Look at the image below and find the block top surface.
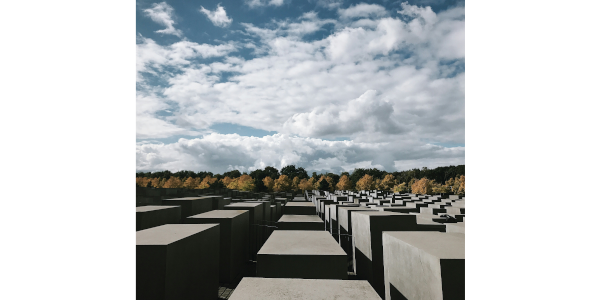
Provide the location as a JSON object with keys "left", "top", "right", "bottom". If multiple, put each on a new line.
{"left": 136, "top": 224, "right": 218, "bottom": 245}
{"left": 136, "top": 205, "right": 179, "bottom": 212}
{"left": 224, "top": 203, "right": 262, "bottom": 208}
{"left": 162, "top": 197, "right": 206, "bottom": 201}
{"left": 384, "top": 231, "right": 465, "bottom": 259}
{"left": 258, "top": 231, "right": 345, "bottom": 255}
{"left": 229, "top": 278, "right": 380, "bottom": 300}
{"left": 188, "top": 210, "right": 248, "bottom": 219}
{"left": 284, "top": 202, "right": 315, "bottom": 207}
{"left": 277, "top": 215, "right": 323, "bottom": 223}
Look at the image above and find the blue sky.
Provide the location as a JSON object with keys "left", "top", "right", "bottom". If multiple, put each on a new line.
{"left": 136, "top": 0, "right": 465, "bottom": 174}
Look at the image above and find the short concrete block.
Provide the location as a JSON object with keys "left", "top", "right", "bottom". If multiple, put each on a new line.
{"left": 229, "top": 278, "right": 380, "bottom": 300}
{"left": 277, "top": 214, "right": 324, "bottom": 231}
{"left": 257, "top": 231, "right": 347, "bottom": 280}
{"left": 137, "top": 224, "right": 220, "bottom": 300}
{"left": 136, "top": 205, "right": 181, "bottom": 231}
{"left": 186, "top": 210, "right": 249, "bottom": 283}
{"left": 383, "top": 232, "right": 465, "bottom": 300}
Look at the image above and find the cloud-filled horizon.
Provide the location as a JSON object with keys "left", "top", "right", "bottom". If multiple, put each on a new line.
{"left": 136, "top": 0, "right": 465, "bottom": 174}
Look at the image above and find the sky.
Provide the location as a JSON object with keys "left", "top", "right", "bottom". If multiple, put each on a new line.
{"left": 136, "top": 0, "right": 465, "bottom": 174}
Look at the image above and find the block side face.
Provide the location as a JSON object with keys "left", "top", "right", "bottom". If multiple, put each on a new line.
{"left": 136, "top": 245, "right": 167, "bottom": 300}
{"left": 351, "top": 212, "right": 373, "bottom": 260}
{"left": 383, "top": 232, "right": 444, "bottom": 300}
{"left": 257, "top": 254, "right": 347, "bottom": 280}
{"left": 441, "top": 259, "right": 465, "bottom": 300}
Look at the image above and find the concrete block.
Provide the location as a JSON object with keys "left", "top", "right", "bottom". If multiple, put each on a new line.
{"left": 186, "top": 210, "right": 249, "bottom": 283}
{"left": 136, "top": 224, "right": 220, "bottom": 300}
{"left": 284, "top": 202, "right": 316, "bottom": 215}
{"left": 162, "top": 197, "right": 213, "bottom": 221}
{"left": 223, "top": 203, "right": 264, "bottom": 260}
{"left": 445, "top": 222, "right": 465, "bottom": 234}
{"left": 277, "top": 214, "right": 324, "bottom": 231}
{"left": 244, "top": 201, "right": 271, "bottom": 247}
{"left": 136, "top": 205, "right": 181, "bottom": 231}
{"left": 337, "top": 206, "right": 373, "bottom": 257}
{"left": 383, "top": 232, "right": 465, "bottom": 300}
{"left": 351, "top": 211, "right": 419, "bottom": 298}
{"left": 257, "top": 231, "right": 347, "bottom": 280}
{"left": 229, "top": 278, "right": 380, "bottom": 300}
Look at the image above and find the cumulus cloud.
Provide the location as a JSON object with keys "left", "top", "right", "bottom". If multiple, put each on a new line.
{"left": 136, "top": 134, "right": 465, "bottom": 173}
{"left": 338, "top": 3, "right": 387, "bottom": 19}
{"left": 143, "top": 2, "right": 183, "bottom": 37}
{"left": 199, "top": 4, "right": 232, "bottom": 28}
{"left": 246, "top": 0, "right": 285, "bottom": 8}
{"left": 136, "top": 2, "right": 465, "bottom": 172}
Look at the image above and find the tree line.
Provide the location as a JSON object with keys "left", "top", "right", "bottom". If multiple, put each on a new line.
{"left": 136, "top": 165, "right": 465, "bottom": 195}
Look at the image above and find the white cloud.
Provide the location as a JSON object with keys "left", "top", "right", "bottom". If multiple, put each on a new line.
{"left": 314, "top": 0, "right": 344, "bottom": 10}
{"left": 199, "top": 5, "right": 232, "bottom": 28}
{"left": 143, "top": 2, "right": 183, "bottom": 37}
{"left": 136, "top": 134, "right": 465, "bottom": 173}
{"left": 338, "top": 3, "right": 387, "bottom": 19}
{"left": 136, "top": 3, "right": 465, "bottom": 172}
{"left": 246, "top": 0, "right": 285, "bottom": 8}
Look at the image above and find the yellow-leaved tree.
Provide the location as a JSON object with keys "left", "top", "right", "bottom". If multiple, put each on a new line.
{"left": 393, "top": 182, "right": 408, "bottom": 193}
{"left": 455, "top": 175, "right": 465, "bottom": 195}
{"left": 377, "top": 174, "right": 397, "bottom": 191}
{"left": 355, "top": 174, "right": 376, "bottom": 191}
{"left": 221, "top": 176, "right": 235, "bottom": 187}
{"left": 411, "top": 177, "right": 433, "bottom": 195}
{"left": 236, "top": 175, "right": 255, "bottom": 191}
{"left": 263, "top": 176, "right": 275, "bottom": 192}
{"left": 297, "top": 178, "right": 310, "bottom": 191}
{"left": 292, "top": 176, "right": 300, "bottom": 190}
{"left": 307, "top": 177, "right": 316, "bottom": 190}
{"left": 431, "top": 181, "right": 450, "bottom": 194}
{"left": 136, "top": 177, "right": 151, "bottom": 187}
{"left": 336, "top": 175, "right": 354, "bottom": 191}
{"left": 274, "top": 175, "right": 292, "bottom": 192}
{"left": 197, "top": 176, "right": 217, "bottom": 189}
{"left": 182, "top": 177, "right": 199, "bottom": 189}
{"left": 315, "top": 175, "right": 334, "bottom": 191}
{"left": 163, "top": 176, "right": 183, "bottom": 188}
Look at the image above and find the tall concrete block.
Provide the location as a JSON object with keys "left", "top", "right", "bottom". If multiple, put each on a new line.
{"left": 229, "top": 278, "right": 380, "bottom": 300}
{"left": 223, "top": 203, "right": 263, "bottom": 260}
{"left": 162, "top": 197, "right": 213, "bottom": 221}
{"left": 382, "top": 232, "right": 465, "bottom": 300}
{"left": 244, "top": 201, "right": 271, "bottom": 247}
{"left": 276, "top": 214, "right": 324, "bottom": 231}
{"left": 186, "top": 210, "right": 249, "bottom": 283}
{"left": 136, "top": 224, "right": 220, "bottom": 300}
{"left": 337, "top": 206, "right": 373, "bottom": 256}
{"left": 136, "top": 205, "right": 181, "bottom": 231}
{"left": 351, "top": 211, "right": 419, "bottom": 298}
{"left": 257, "top": 231, "right": 347, "bottom": 280}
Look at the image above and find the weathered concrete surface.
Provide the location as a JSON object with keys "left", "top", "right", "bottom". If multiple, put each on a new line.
{"left": 136, "top": 205, "right": 181, "bottom": 231}
{"left": 337, "top": 206, "right": 373, "bottom": 256}
{"left": 284, "top": 202, "right": 317, "bottom": 215}
{"left": 162, "top": 197, "right": 213, "bottom": 221}
{"left": 186, "top": 210, "right": 249, "bottom": 283}
{"left": 276, "top": 214, "right": 324, "bottom": 231}
{"left": 229, "top": 278, "right": 381, "bottom": 300}
{"left": 351, "top": 211, "right": 419, "bottom": 298}
{"left": 445, "top": 222, "right": 465, "bottom": 234}
{"left": 257, "top": 230, "right": 347, "bottom": 279}
{"left": 136, "top": 224, "right": 220, "bottom": 300}
{"left": 224, "top": 203, "right": 264, "bottom": 260}
{"left": 244, "top": 201, "right": 271, "bottom": 247}
{"left": 382, "top": 232, "right": 465, "bottom": 300}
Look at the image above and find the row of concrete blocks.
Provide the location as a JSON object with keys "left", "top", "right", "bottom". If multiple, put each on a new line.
{"left": 299, "top": 197, "right": 466, "bottom": 300}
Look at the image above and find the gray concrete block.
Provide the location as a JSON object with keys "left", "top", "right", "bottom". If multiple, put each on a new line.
{"left": 351, "top": 211, "right": 419, "bottom": 298}
{"left": 136, "top": 224, "right": 220, "bottom": 300}
{"left": 284, "top": 202, "right": 316, "bottom": 215}
{"left": 276, "top": 214, "right": 324, "bottom": 231}
{"left": 337, "top": 206, "right": 373, "bottom": 257}
{"left": 162, "top": 197, "right": 213, "bottom": 221}
{"left": 257, "top": 231, "right": 347, "bottom": 280}
{"left": 224, "top": 203, "right": 264, "bottom": 260}
{"left": 445, "top": 222, "right": 465, "bottom": 234}
{"left": 186, "top": 210, "right": 249, "bottom": 283}
{"left": 136, "top": 205, "right": 181, "bottom": 231}
{"left": 383, "top": 232, "right": 464, "bottom": 300}
{"left": 229, "top": 278, "right": 380, "bottom": 300}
